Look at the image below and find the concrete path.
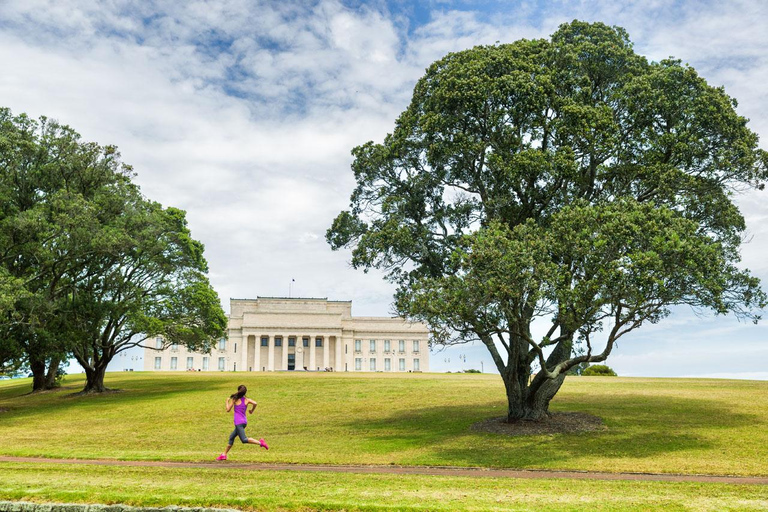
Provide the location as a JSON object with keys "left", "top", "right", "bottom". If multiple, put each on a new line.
{"left": 1, "top": 456, "right": 766, "bottom": 485}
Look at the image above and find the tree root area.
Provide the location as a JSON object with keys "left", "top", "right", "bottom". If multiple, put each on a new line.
{"left": 471, "top": 412, "right": 606, "bottom": 436}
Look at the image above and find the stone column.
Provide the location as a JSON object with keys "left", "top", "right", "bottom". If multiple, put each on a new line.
{"left": 334, "top": 335, "right": 342, "bottom": 372}
{"left": 322, "top": 336, "right": 329, "bottom": 370}
{"left": 253, "top": 335, "right": 261, "bottom": 372}
{"left": 268, "top": 335, "right": 275, "bottom": 371}
{"left": 309, "top": 335, "right": 316, "bottom": 371}
{"left": 281, "top": 335, "right": 288, "bottom": 371}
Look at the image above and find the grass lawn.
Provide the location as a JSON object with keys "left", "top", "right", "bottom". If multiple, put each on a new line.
{"left": 0, "top": 372, "right": 766, "bottom": 477}
{"left": 2, "top": 462, "right": 767, "bottom": 512}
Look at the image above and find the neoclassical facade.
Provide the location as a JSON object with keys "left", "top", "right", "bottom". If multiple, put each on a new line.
{"left": 144, "top": 297, "right": 430, "bottom": 372}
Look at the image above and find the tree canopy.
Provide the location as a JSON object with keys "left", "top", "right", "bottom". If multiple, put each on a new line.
{"left": 327, "top": 21, "right": 767, "bottom": 420}
{"left": 0, "top": 108, "right": 227, "bottom": 392}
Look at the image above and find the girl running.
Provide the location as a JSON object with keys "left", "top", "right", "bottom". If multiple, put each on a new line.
{"left": 216, "top": 384, "right": 268, "bottom": 460}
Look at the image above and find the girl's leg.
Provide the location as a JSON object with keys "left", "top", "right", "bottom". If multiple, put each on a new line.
{"left": 246, "top": 437, "right": 269, "bottom": 450}
{"left": 217, "top": 428, "right": 239, "bottom": 459}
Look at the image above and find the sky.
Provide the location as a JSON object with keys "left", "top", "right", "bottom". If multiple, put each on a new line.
{"left": 1, "top": 0, "right": 767, "bottom": 379}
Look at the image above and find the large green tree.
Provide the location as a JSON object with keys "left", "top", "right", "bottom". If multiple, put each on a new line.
{"left": 0, "top": 108, "right": 227, "bottom": 393}
{"left": 327, "top": 21, "right": 768, "bottom": 421}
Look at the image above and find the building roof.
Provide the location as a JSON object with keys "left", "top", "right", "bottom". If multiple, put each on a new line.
{"left": 231, "top": 296, "right": 352, "bottom": 303}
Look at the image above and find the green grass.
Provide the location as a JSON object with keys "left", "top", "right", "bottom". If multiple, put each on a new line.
{"left": 2, "top": 463, "right": 767, "bottom": 512}
{"left": 1, "top": 372, "right": 767, "bottom": 477}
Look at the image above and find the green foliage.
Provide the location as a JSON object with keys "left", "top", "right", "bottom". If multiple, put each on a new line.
{"left": 327, "top": 20, "right": 768, "bottom": 420}
{"left": 582, "top": 364, "right": 618, "bottom": 376}
{"left": 0, "top": 108, "right": 226, "bottom": 392}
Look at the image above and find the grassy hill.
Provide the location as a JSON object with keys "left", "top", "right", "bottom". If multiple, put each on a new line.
{"left": 1, "top": 371, "right": 766, "bottom": 475}
{"left": 1, "top": 372, "right": 767, "bottom": 511}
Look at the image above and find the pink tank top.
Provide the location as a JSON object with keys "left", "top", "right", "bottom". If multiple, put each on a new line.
{"left": 234, "top": 397, "right": 248, "bottom": 425}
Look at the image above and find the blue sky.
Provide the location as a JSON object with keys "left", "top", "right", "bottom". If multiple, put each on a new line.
{"left": 1, "top": 0, "right": 767, "bottom": 379}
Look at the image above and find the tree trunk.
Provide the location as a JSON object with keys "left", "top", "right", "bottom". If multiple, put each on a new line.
{"left": 44, "top": 358, "right": 61, "bottom": 389}
{"left": 504, "top": 371, "right": 567, "bottom": 421}
{"left": 503, "top": 334, "right": 572, "bottom": 422}
{"left": 82, "top": 363, "right": 109, "bottom": 393}
{"left": 29, "top": 355, "right": 63, "bottom": 392}
{"left": 29, "top": 356, "right": 47, "bottom": 392}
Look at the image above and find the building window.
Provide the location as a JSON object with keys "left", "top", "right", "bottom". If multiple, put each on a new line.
{"left": 303, "top": 337, "right": 309, "bottom": 347}
{"left": 384, "top": 340, "right": 391, "bottom": 352}
{"left": 355, "top": 358, "right": 362, "bottom": 371}
{"left": 399, "top": 340, "right": 405, "bottom": 353}
{"left": 186, "top": 357, "right": 193, "bottom": 369}
{"left": 315, "top": 337, "right": 323, "bottom": 347}
{"left": 399, "top": 358, "right": 406, "bottom": 371}
{"left": 414, "top": 358, "right": 420, "bottom": 371}
{"left": 261, "top": 337, "right": 268, "bottom": 347}
{"left": 234, "top": 343, "right": 237, "bottom": 353}
{"left": 354, "top": 340, "right": 361, "bottom": 352}
{"left": 218, "top": 357, "right": 225, "bottom": 371}
{"left": 370, "top": 359, "right": 377, "bottom": 371}
{"left": 171, "top": 343, "right": 178, "bottom": 352}
{"left": 154, "top": 357, "right": 161, "bottom": 370}
{"left": 155, "top": 337, "right": 163, "bottom": 349}
{"left": 218, "top": 338, "right": 226, "bottom": 351}
{"left": 275, "top": 337, "right": 282, "bottom": 347}
{"left": 203, "top": 357, "right": 209, "bottom": 371}
{"left": 288, "top": 337, "right": 296, "bottom": 347}
{"left": 369, "top": 340, "right": 376, "bottom": 352}
{"left": 385, "top": 358, "right": 391, "bottom": 371}
{"left": 413, "top": 340, "right": 420, "bottom": 353}
{"left": 170, "top": 357, "right": 178, "bottom": 370}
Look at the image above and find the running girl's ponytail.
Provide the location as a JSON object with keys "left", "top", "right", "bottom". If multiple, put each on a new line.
{"left": 230, "top": 384, "right": 247, "bottom": 400}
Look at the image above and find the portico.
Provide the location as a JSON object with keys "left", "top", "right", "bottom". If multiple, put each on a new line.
{"left": 186, "top": 296, "right": 431, "bottom": 373}
{"left": 238, "top": 331, "right": 342, "bottom": 372}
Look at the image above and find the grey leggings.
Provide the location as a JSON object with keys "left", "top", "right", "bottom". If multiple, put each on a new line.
{"left": 228, "top": 423, "right": 249, "bottom": 445}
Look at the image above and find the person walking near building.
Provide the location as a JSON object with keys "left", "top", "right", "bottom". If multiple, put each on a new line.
{"left": 216, "top": 384, "right": 268, "bottom": 460}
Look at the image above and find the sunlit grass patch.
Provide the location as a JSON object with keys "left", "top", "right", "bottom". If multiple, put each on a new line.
{"left": 0, "top": 372, "right": 767, "bottom": 476}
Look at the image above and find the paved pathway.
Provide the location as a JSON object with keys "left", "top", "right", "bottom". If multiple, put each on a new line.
{"left": 2, "top": 456, "right": 766, "bottom": 485}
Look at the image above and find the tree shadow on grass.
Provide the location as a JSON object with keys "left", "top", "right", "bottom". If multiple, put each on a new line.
{"left": 342, "top": 393, "right": 761, "bottom": 469}
{"left": 0, "top": 373, "right": 229, "bottom": 422}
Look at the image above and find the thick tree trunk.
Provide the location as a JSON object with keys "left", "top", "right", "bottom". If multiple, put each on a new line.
{"left": 29, "top": 357, "right": 47, "bottom": 392}
{"left": 503, "top": 333, "right": 572, "bottom": 422}
{"left": 82, "top": 363, "right": 109, "bottom": 393}
{"left": 44, "top": 358, "right": 60, "bottom": 389}
{"left": 29, "top": 356, "right": 62, "bottom": 392}
{"left": 504, "top": 372, "right": 567, "bottom": 421}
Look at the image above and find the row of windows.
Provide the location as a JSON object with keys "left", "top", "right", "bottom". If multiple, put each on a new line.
{"left": 354, "top": 340, "right": 420, "bottom": 353}
{"left": 155, "top": 356, "right": 224, "bottom": 371}
{"left": 354, "top": 358, "right": 420, "bottom": 371}
{"left": 154, "top": 356, "right": 420, "bottom": 372}
{"left": 259, "top": 336, "right": 324, "bottom": 347}
{"left": 158, "top": 337, "right": 422, "bottom": 354}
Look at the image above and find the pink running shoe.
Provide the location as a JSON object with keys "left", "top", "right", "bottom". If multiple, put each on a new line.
{"left": 216, "top": 453, "right": 227, "bottom": 461}
{"left": 259, "top": 438, "right": 269, "bottom": 450}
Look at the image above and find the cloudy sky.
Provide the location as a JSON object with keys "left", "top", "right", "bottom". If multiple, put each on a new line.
{"left": 2, "top": 0, "right": 767, "bottom": 378}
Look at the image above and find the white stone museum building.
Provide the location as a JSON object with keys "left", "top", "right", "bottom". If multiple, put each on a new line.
{"left": 144, "top": 297, "right": 430, "bottom": 372}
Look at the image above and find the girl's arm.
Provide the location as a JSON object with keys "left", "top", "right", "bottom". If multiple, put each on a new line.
{"left": 247, "top": 397, "right": 257, "bottom": 414}
{"left": 225, "top": 398, "right": 234, "bottom": 412}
